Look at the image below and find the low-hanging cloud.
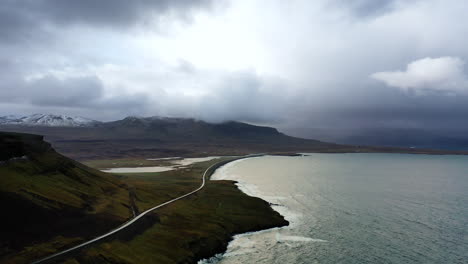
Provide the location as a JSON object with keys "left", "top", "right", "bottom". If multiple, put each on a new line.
{"left": 371, "top": 57, "right": 468, "bottom": 95}
{"left": 0, "top": 68, "right": 150, "bottom": 118}
{"left": 2, "top": 0, "right": 468, "bottom": 144}
{"left": 27, "top": 75, "right": 103, "bottom": 107}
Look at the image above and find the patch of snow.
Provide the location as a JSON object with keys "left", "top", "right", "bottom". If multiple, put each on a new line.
{"left": 0, "top": 114, "right": 100, "bottom": 127}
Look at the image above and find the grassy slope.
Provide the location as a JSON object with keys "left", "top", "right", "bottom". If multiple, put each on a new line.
{"left": 1, "top": 133, "right": 288, "bottom": 264}
{"left": 0, "top": 132, "right": 132, "bottom": 263}
{"left": 61, "top": 159, "right": 288, "bottom": 264}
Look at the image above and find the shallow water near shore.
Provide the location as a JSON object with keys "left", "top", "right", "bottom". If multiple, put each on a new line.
{"left": 206, "top": 153, "right": 468, "bottom": 264}
{"left": 101, "top": 156, "right": 224, "bottom": 173}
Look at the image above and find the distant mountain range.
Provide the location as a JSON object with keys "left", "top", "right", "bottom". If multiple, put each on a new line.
{"left": 0, "top": 114, "right": 344, "bottom": 159}
{"left": 1, "top": 114, "right": 466, "bottom": 159}
{"left": 0, "top": 114, "right": 100, "bottom": 127}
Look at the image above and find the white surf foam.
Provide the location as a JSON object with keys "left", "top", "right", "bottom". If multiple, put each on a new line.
{"left": 205, "top": 156, "right": 324, "bottom": 263}
{"left": 275, "top": 234, "right": 328, "bottom": 243}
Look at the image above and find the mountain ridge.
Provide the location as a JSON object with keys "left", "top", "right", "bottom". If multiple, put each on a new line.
{"left": 0, "top": 114, "right": 100, "bottom": 127}
{"left": 2, "top": 114, "right": 467, "bottom": 160}
{"left": 0, "top": 114, "right": 332, "bottom": 160}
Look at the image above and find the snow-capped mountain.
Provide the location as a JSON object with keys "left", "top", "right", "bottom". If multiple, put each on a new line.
{"left": 0, "top": 114, "right": 101, "bottom": 127}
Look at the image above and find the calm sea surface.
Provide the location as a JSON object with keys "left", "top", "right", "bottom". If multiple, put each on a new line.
{"left": 205, "top": 154, "right": 468, "bottom": 264}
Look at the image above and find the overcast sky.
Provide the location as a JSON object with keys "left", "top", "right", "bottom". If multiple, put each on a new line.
{"left": 1, "top": 0, "right": 468, "bottom": 139}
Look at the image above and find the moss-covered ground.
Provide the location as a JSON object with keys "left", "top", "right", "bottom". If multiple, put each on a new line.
{"left": 1, "top": 143, "right": 287, "bottom": 264}
{"left": 0, "top": 133, "right": 132, "bottom": 263}
{"left": 56, "top": 158, "right": 288, "bottom": 264}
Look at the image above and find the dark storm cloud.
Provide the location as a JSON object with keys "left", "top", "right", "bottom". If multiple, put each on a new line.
{"left": 280, "top": 79, "right": 468, "bottom": 143}
{"left": 332, "top": 0, "right": 400, "bottom": 17}
{"left": 196, "top": 71, "right": 284, "bottom": 123}
{"left": 336, "top": 96, "right": 468, "bottom": 127}
{"left": 0, "top": 0, "right": 211, "bottom": 119}
{"left": 35, "top": 0, "right": 213, "bottom": 27}
{"left": 27, "top": 75, "right": 103, "bottom": 107}
{"left": 0, "top": 0, "right": 213, "bottom": 44}
{"left": 140, "top": 67, "right": 288, "bottom": 124}
{"left": 0, "top": 67, "right": 150, "bottom": 115}
{"left": 0, "top": 59, "right": 103, "bottom": 107}
{"left": 1, "top": 0, "right": 468, "bottom": 147}
{"left": 0, "top": 3, "right": 36, "bottom": 43}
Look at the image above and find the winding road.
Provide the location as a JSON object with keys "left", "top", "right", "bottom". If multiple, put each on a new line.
{"left": 31, "top": 157, "right": 249, "bottom": 264}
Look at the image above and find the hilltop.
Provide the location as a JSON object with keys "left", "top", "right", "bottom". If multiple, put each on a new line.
{"left": 0, "top": 114, "right": 100, "bottom": 127}
{"left": 0, "top": 115, "right": 341, "bottom": 160}
{"left": 2, "top": 115, "right": 467, "bottom": 161}
{"left": 0, "top": 132, "right": 287, "bottom": 263}
{"left": 0, "top": 132, "right": 132, "bottom": 262}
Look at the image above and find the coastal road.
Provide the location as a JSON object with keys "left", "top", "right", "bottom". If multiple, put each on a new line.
{"left": 31, "top": 156, "right": 254, "bottom": 264}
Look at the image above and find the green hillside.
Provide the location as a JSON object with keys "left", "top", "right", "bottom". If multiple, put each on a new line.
{"left": 0, "top": 132, "right": 288, "bottom": 264}
{"left": 0, "top": 132, "right": 132, "bottom": 262}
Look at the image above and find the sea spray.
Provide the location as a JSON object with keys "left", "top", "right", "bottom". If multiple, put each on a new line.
{"left": 205, "top": 154, "right": 468, "bottom": 263}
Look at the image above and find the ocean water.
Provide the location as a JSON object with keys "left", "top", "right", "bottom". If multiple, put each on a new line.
{"left": 206, "top": 154, "right": 468, "bottom": 264}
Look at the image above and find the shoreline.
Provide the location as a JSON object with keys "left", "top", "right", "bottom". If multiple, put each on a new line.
{"left": 200, "top": 153, "right": 468, "bottom": 264}
{"left": 51, "top": 156, "right": 289, "bottom": 264}
{"left": 200, "top": 156, "right": 292, "bottom": 263}
{"left": 195, "top": 156, "right": 290, "bottom": 263}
